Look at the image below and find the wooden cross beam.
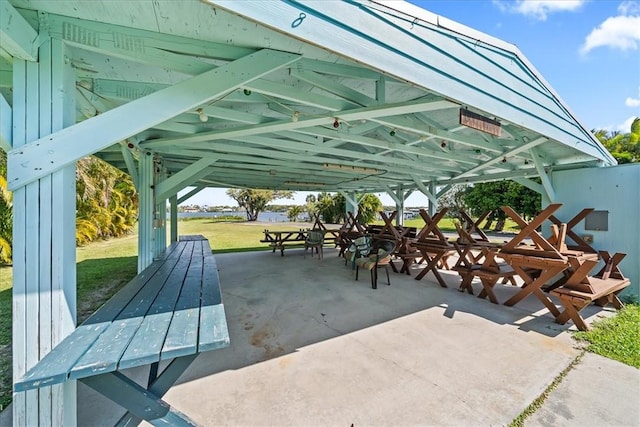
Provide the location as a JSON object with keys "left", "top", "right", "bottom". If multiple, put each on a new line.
{"left": 500, "top": 204, "right": 564, "bottom": 259}
{"left": 377, "top": 211, "right": 402, "bottom": 241}
{"left": 549, "top": 208, "right": 596, "bottom": 253}
{"left": 416, "top": 208, "right": 449, "bottom": 242}
{"left": 458, "top": 210, "right": 490, "bottom": 242}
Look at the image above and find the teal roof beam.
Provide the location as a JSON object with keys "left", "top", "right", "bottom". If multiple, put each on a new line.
{"left": 8, "top": 49, "right": 301, "bottom": 190}
{"left": 0, "top": 1, "right": 38, "bottom": 61}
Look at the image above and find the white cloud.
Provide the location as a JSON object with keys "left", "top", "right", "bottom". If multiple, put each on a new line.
{"left": 619, "top": 116, "right": 638, "bottom": 132}
{"left": 626, "top": 97, "right": 640, "bottom": 107}
{"left": 597, "top": 116, "right": 639, "bottom": 133}
{"left": 493, "top": 0, "right": 585, "bottom": 21}
{"left": 580, "top": 14, "right": 640, "bottom": 54}
{"left": 618, "top": 1, "right": 640, "bottom": 15}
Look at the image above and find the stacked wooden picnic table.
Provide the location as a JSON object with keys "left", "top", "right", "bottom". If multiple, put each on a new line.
{"left": 451, "top": 204, "right": 630, "bottom": 330}
{"left": 450, "top": 210, "right": 520, "bottom": 303}
{"left": 374, "top": 205, "right": 630, "bottom": 331}
{"left": 336, "top": 211, "right": 369, "bottom": 258}
{"left": 266, "top": 206, "right": 630, "bottom": 331}
{"left": 366, "top": 210, "right": 417, "bottom": 274}
{"left": 404, "top": 208, "right": 457, "bottom": 287}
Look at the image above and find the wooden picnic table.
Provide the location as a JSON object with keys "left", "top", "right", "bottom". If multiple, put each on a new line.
{"left": 408, "top": 208, "right": 457, "bottom": 286}
{"left": 367, "top": 210, "right": 417, "bottom": 241}
{"left": 551, "top": 251, "right": 631, "bottom": 330}
{"left": 261, "top": 229, "right": 308, "bottom": 256}
{"left": 336, "top": 211, "right": 368, "bottom": 257}
{"left": 365, "top": 210, "right": 419, "bottom": 274}
{"left": 544, "top": 208, "right": 599, "bottom": 291}
{"left": 498, "top": 204, "right": 600, "bottom": 317}
{"left": 457, "top": 210, "right": 492, "bottom": 243}
{"left": 452, "top": 241, "right": 519, "bottom": 304}
{"left": 411, "top": 239, "right": 456, "bottom": 287}
{"left": 392, "top": 236, "right": 425, "bottom": 275}
{"left": 310, "top": 213, "right": 341, "bottom": 246}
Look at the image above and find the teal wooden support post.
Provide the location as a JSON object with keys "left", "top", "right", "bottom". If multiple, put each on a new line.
{"left": 154, "top": 168, "right": 167, "bottom": 258}
{"left": 138, "top": 153, "right": 155, "bottom": 272}
{"left": 154, "top": 203, "right": 167, "bottom": 258}
{"left": 531, "top": 147, "right": 556, "bottom": 202}
{"left": 342, "top": 191, "right": 358, "bottom": 218}
{"left": 395, "top": 188, "right": 405, "bottom": 227}
{"left": 0, "top": 94, "right": 11, "bottom": 152}
{"left": 384, "top": 185, "right": 403, "bottom": 226}
{"left": 170, "top": 195, "right": 178, "bottom": 243}
{"left": 11, "top": 38, "right": 77, "bottom": 426}
{"left": 429, "top": 181, "right": 437, "bottom": 216}
{"left": 412, "top": 175, "right": 438, "bottom": 217}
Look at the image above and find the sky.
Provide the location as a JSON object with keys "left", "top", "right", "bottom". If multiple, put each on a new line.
{"left": 179, "top": 0, "right": 640, "bottom": 208}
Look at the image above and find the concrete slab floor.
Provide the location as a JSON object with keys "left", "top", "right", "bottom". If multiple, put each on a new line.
{"left": 1, "top": 248, "right": 625, "bottom": 426}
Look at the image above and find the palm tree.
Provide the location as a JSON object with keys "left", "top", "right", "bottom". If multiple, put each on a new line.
{"left": 76, "top": 156, "right": 137, "bottom": 245}
{"left": 0, "top": 151, "right": 11, "bottom": 264}
{"left": 594, "top": 118, "right": 640, "bottom": 163}
{"left": 287, "top": 205, "right": 302, "bottom": 222}
{"left": 0, "top": 153, "right": 138, "bottom": 258}
{"left": 0, "top": 174, "right": 12, "bottom": 264}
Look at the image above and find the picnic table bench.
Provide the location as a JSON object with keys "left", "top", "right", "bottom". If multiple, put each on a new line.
{"left": 452, "top": 242, "right": 519, "bottom": 304}
{"left": 14, "top": 235, "right": 229, "bottom": 426}
{"left": 551, "top": 251, "right": 631, "bottom": 331}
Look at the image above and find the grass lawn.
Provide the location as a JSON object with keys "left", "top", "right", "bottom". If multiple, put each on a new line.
{"left": 574, "top": 304, "right": 640, "bottom": 368}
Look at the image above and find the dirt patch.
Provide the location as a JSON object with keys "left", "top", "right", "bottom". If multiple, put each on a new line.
{"left": 77, "top": 278, "right": 129, "bottom": 324}
{"left": 250, "top": 325, "right": 273, "bottom": 348}
{"left": 250, "top": 324, "right": 286, "bottom": 360}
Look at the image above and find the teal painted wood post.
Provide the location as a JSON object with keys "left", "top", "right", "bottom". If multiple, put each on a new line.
{"left": 138, "top": 153, "right": 154, "bottom": 271}
{"left": 154, "top": 202, "right": 167, "bottom": 258}
{"left": 429, "top": 182, "right": 437, "bottom": 217}
{"left": 12, "top": 38, "right": 77, "bottom": 426}
{"left": 170, "top": 195, "right": 178, "bottom": 243}
{"left": 344, "top": 191, "right": 358, "bottom": 219}
{"left": 154, "top": 168, "right": 167, "bottom": 258}
{"left": 395, "top": 188, "right": 404, "bottom": 227}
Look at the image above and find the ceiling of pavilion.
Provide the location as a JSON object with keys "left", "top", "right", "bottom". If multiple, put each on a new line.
{"left": 1, "top": 0, "right": 616, "bottom": 196}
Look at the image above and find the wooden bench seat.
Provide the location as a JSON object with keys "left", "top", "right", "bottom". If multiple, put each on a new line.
{"left": 452, "top": 243, "right": 519, "bottom": 304}
{"left": 262, "top": 240, "right": 307, "bottom": 255}
{"left": 14, "top": 235, "right": 229, "bottom": 426}
{"left": 551, "top": 251, "right": 631, "bottom": 331}
{"left": 392, "top": 250, "right": 425, "bottom": 274}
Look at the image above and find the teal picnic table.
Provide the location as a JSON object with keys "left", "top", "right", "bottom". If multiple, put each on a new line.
{"left": 14, "top": 235, "right": 229, "bottom": 426}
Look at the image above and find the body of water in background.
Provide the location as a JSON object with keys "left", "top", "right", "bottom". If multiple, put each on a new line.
{"left": 178, "top": 211, "right": 292, "bottom": 222}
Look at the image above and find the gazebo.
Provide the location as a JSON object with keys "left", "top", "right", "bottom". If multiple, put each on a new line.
{"left": 0, "top": 1, "right": 622, "bottom": 425}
